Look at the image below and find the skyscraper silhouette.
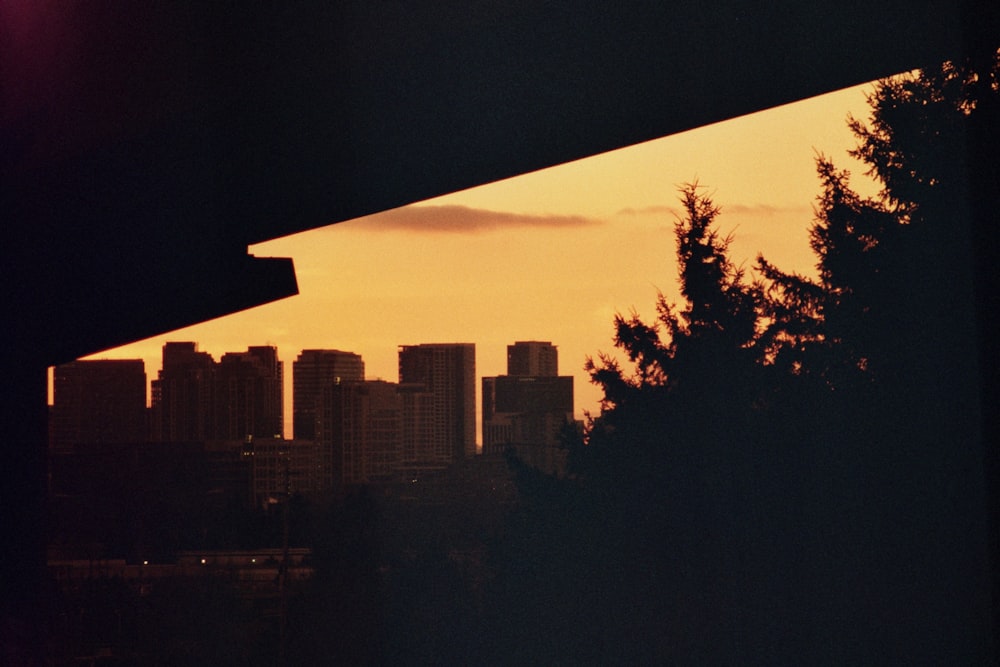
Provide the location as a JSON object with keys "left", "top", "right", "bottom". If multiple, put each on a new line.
{"left": 398, "top": 343, "right": 476, "bottom": 465}
{"left": 507, "top": 340, "right": 559, "bottom": 377}
{"left": 151, "top": 342, "right": 216, "bottom": 442}
{"left": 292, "top": 349, "right": 365, "bottom": 440}
{"left": 483, "top": 341, "right": 573, "bottom": 473}
{"left": 215, "top": 346, "right": 283, "bottom": 441}
{"left": 317, "top": 379, "right": 403, "bottom": 487}
{"left": 151, "top": 342, "right": 283, "bottom": 442}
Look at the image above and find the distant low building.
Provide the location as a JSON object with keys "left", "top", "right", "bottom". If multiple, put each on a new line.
{"left": 242, "top": 437, "right": 325, "bottom": 507}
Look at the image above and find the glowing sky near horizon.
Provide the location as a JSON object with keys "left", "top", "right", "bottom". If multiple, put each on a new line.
{"left": 72, "top": 82, "right": 882, "bottom": 441}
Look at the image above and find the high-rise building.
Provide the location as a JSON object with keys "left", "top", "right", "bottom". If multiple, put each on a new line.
{"left": 51, "top": 359, "right": 147, "bottom": 451}
{"left": 397, "top": 382, "right": 437, "bottom": 475}
{"left": 483, "top": 342, "right": 574, "bottom": 474}
{"left": 152, "top": 342, "right": 283, "bottom": 442}
{"left": 317, "top": 380, "right": 402, "bottom": 487}
{"left": 398, "top": 343, "right": 476, "bottom": 464}
{"left": 507, "top": 341, "right": 559, "bottom": 377}
{"left": 151, "top": 342, "right": 216, "bottom": 442}
{"left": 215, "top": 346, "right": 283, "bottom": 440}
{"left": 292, "top": 349, "right": 365, "bottom": 441}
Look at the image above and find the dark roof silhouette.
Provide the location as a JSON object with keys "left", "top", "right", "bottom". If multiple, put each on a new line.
{"left": 3, "top": 2, "right": 996, "bottom": 364}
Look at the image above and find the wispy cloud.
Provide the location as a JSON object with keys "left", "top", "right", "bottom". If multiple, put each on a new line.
{"left": 615, "top": 205, "right": 678, "bottom": 217}
{"left": 616, "top": 203, "right": 811, "bottom": 219}
{"left": 347, "top": 204, "right": 602, "bottom": 233}
{"left": 724, "top": 203, "right": 811, "bottom": 216}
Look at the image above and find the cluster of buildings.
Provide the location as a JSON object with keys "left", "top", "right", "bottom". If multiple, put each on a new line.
{"left": 50, "top": 341, "right": 575, "bottom": 507}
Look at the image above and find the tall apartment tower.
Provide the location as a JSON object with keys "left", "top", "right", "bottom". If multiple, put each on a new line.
{"left": 215, "top": 346, "right": 284, "bottom": 441}
{"left": 51, "top": 359, "right": 147, "bottom": 451}
{"left": 398, "top": 343, "right": 476, "bottom": 464}
{"left": 151, "top": 342, "right": 283, "bottom": 442}
{"left": 317, "top": 379, "right": 402, "bottom": 488}
{"left": 507, "top": 341, "right": 558, "bottom": 377}
{"left": 293, "top": 349, "right": 365, "bottom": 440}
{"left": 151, "top": 342, "right": 216, "bottom": 442}
{"left": 483, "top": 341, "right": 573, "bottom": 474}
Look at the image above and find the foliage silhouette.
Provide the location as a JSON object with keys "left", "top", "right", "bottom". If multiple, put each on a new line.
{"left": 577, "top": 184, "right": 765, "bottom": 489}
{"left": 505, "top": 50, "right": 997, "bottom": 664}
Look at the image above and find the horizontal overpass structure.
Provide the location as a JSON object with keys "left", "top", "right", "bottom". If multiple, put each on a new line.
{"left": 3, "top": 2, "right": 995, "bottom": 363}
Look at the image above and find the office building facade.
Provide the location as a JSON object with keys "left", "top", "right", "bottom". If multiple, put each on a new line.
{"left": 507, "top": 340, "right": 559, "bottom": 377}
{"left": 317, "top": 380, "right": 402, "bottom": 487}
{"left": 151, "top": 342, "right": 216, "bottom": 442}
{"left": 483, "top": 342, "right": 573, "bottom": 473}
{"left": 151, "top": 342, "right": 283, "bottom": 442}
{"left": 398, "top": 343, "right": 476, "bottom": 464}
{"left": 292, "top": 349, "right": 365, "bottom": 441}
{"left": 215, "top": 346, "right": 283, "bottom": 441}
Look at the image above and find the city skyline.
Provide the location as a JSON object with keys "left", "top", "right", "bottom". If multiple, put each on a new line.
{"left": 66, "top": 81, "right": 882, "bottom": 436}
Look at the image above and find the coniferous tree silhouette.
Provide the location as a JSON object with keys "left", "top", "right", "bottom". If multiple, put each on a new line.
{"left": 758, "top": 51, "right": 997, "bottom": 396}
{"left": 505, "top": 51, "right": 998, "bottom": 664}
{"left": 578, "top": 184, "right": 764, "bottom": 489}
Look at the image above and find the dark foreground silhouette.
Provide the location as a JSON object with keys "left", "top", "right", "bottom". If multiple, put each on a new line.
{"left": 39, "top": 52, "right": 999, "bottom": 664}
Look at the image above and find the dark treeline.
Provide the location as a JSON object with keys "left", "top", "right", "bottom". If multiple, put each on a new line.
{"left": 44, "top": 53, "right": 997, "bottom": 664}
{"left": 490, "top": 52, "right": 997, "bottom": 664}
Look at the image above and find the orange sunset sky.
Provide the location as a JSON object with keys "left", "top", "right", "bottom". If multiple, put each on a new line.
{"left": 70, "top": 81, "right": 883, "bottom": 441}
